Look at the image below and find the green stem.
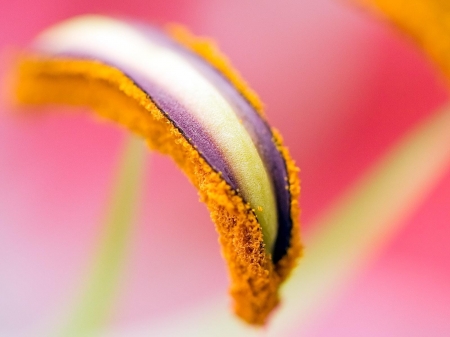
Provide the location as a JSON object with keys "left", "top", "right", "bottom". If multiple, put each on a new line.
{"left": 60, "top": 136, "right": 147, "bottom": 336}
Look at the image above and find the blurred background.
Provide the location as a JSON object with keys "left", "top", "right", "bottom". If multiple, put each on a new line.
{"left": 1, "top": 0, "right": 450, "bottom": 336}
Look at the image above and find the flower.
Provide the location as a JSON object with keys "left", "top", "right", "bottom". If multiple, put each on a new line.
{"left": 14, "top": 14, "right": 301, "bottom": 325}
{"left": 1, "top": 0, "right": 450, "bottom": 336}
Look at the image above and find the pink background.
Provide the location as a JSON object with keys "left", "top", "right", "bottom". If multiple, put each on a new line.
{"left": 1, "top": 0, "right": 450, "bottom": 335}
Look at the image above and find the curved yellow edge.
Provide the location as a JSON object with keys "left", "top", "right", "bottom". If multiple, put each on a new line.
{"left": 355, "top": 0, "right": 450, "bottom": 82}
{"left": 15, "top": 53, "right": 301, "bottom": 324}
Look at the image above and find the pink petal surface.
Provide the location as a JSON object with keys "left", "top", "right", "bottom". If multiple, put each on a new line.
{"left": 309, "top": 169, "right": 450, "bottom": 337}
{"left": 1, "top": 0, "right": 450, "bottom": 335}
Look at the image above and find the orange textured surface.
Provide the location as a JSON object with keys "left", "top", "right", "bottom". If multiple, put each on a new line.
{"left": 14, "top": 29, "right": 301, "bottom": 324}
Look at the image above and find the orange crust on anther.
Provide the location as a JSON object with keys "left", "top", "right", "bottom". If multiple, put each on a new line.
{"left": 169, "top": 24, "right": 303, "bottom": 284}
{"left": 14, "top": 31, "right": 301, "bottom": 324}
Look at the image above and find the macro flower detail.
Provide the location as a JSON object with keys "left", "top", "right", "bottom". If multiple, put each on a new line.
{"left": 13, "top": 15, "right": 302, "bottom": 325}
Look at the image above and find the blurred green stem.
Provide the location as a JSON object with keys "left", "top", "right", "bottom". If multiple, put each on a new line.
{"left": 61, "top": 136, "right": 147, "bottom": 336}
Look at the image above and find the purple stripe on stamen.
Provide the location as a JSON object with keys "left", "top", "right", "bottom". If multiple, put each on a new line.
{"left": 56, "top": 51, "right": 239, "bottom": 192}
{"left": 129, "top": 23, "right": 292, "bottom": 262}
{"left": 48, "top": 19, "right": 292, "bottom": 261}
{"left": 130, "top": 70, "right": 239, "bottom": 190}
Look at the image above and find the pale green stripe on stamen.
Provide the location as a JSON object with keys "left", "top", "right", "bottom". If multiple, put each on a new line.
{"left": 59, "top": 136, "right": 147, "bottom": 337}
{"left": 115, "top": 105, "right": 450, "bottom": 337}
